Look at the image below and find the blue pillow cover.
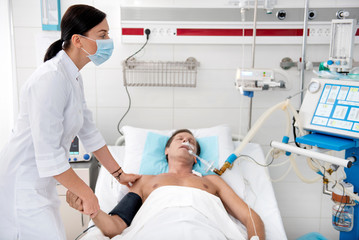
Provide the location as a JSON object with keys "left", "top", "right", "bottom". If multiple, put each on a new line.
{"left": 139, "top": 132, "right": 219, "bottom": 176}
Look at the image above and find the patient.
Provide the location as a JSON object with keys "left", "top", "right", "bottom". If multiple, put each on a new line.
{"left": 67, "top": 129, "right": 265, "bottom": 239}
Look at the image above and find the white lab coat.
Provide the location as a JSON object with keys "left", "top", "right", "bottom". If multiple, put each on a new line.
{"left": 0, "top": 50, "right": 106, "bottom": 239}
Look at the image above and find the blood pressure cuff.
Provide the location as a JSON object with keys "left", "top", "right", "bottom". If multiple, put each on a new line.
{"left": 109, "top": 192, "right": 142, "bottom": 226}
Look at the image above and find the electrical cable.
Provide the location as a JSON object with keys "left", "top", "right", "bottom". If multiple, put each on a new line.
{"left": 117, "top": 83, "right": 132, "bottom": 135}
{"left": 286, "top": 88, "right": 307, "bottom": 148}
{"left": 333, "top": 183, "right": 346, "bottom": 228}
{"left": 238, "top": 154, "right": 275, "bottom": 167}
{"left": 292, "top": 112, "right": 301, "bottom": 148}
{"left": 74, "top": 225, "right": 95, "bottom": 240}
{"left": 117, "top": 29, "right": 151, "bottom": 135}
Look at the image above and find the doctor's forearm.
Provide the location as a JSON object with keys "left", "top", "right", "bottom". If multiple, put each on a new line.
{"left": 54, "top": 168, "right": 94, "bottom": 200}
{"left": 93, "top": 145, "right": 121, "bottom": 173}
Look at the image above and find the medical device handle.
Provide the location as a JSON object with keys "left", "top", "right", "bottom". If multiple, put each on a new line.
{"left": 270, "top": 141, "right": 352, "bottom": 168}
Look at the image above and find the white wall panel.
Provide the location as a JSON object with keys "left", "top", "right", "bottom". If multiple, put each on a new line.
{"left": 60, "top": 0, "right": 94, "bottom": 14}
{"left": 320, "top": 217, "right": 340, "bottom": 240}
{"left": 97, "top": 107, "right": 174, "bottom": 144}
{"left": 175, "top": 44, "right": 250, "bottom": 70}
{"left": 93, "top": 0, "right": 122, "bottom": 29}
{"left": 81, "top": 68, "right": 97, "bottom": 108}
{"left": 12, "top": 0, "right": 41, "bottom": 27}
{"left": 283, "top": 218, "right": 320, "bottom": 240}
{"left": 14, "top": 27, "right": 42, "bottom": 68}
{"left": 174, "top": 70, "right": 242, "bottom": 108}
{"left": 275, "top": 182, "right": 322, "bottom": 218}
{"left": 96, "top": 69, "right": 127, "bottom": 107}
{"left": 173, "top": 108, "right": 241, "bottom": 131}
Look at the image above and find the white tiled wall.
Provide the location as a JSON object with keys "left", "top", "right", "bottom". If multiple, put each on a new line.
{"left": 11, "top": 0, "right": 359, "bottom": 239}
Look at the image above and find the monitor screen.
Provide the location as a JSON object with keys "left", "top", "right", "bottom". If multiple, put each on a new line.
{"left": 311, "top": 83, "right": 359, "bottom": 133}
{"left": 70, "top": 136, "right": 79, "bottom": 155}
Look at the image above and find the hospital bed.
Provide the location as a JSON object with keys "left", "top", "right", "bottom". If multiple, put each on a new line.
{"left": 80, "top": 125, "right": 287, "bottom": 239}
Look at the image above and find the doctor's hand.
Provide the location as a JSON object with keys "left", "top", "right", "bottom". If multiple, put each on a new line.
{"left": 82, "top": 192, "right": 100, "bottom": 218}
{"left": 111, "top": 167, "right": 141, "bottom": 187}
{"left": 66, "top": 190, "right": 100, "bottom": 218}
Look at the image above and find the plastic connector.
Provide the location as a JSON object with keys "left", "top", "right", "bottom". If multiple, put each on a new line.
{"left": 243, "top": 91, "right": 254, "bottom": 98}
{"left": 282, "top": 136, "right": 291, "bottom": 156}
{"left": 144, "top": 29, "right": 151, "bottom": 40}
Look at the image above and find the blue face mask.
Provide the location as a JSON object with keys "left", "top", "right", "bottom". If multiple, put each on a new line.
{"left": 80, "top": 36, "right": 114, "bottom": 66}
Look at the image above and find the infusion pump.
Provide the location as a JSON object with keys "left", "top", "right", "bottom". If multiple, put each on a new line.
{"left": 69, "top": 136, "right": 92, "bottom": 162}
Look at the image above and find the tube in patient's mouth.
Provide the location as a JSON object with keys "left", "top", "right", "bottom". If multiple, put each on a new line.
{"left": 181, "top": 141, "right": 194, "bottom": 151}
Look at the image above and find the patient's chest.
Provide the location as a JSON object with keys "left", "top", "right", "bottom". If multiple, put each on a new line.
{"left": 142, "top": 174, "right": 217, "bottom": 201}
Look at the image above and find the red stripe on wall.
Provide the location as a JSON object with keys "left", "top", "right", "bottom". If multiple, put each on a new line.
{"left": 356, "top": 29, "right": 359, "bottom": 36}
{"left": 177, "top": 29, "right": 246, "bottom": 36}
{"left": 255, "top": 29, "right": 304, "bottom": 36}
{"left": 122, "top": 28, "right": 144, "bottom": 35}
{"left": 176, "top": 28, "right": 306, "bottom": 37}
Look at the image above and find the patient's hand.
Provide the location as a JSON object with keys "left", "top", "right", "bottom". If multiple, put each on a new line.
{"left": 66, "top": 190, "right": 84, "bottom": 212}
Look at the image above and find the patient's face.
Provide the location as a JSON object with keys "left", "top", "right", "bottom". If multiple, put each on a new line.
{"left": 165, "top": 132, "right": 197, "bottom": 163}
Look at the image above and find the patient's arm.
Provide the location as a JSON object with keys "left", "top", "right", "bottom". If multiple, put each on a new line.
{"left": 66, "top": 190, "right": 128, "bottom": 238}
{"left": 66, "top": 177, "right": 144, "bottom": 238}
{"left": 93, "top": 211, "right": 128, "bottom": 238}
{"left": 206, "top": 175, "right": 265, "bottom": 240}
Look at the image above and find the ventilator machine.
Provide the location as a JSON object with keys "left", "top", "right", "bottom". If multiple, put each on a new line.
{"left": 217, "top": 17, "right": 359, "bottom": 239}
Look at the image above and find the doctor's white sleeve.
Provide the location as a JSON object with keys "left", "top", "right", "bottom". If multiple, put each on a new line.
{"left": 77, "top": 76, "right": 106, "bottom": 153}
{"left": 27, "top": 72, "right": 70, "bottom": 178}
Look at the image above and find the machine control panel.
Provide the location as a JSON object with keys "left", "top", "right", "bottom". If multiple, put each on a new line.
{"left": 300, "top": 78, "right": 359, "bottom": 140}
{"left": 69, "top": 136, "right": 92, "bottom": 162}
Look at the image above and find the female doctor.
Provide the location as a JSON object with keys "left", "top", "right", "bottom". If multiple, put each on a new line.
{"left": 0, "top": 4, "right": 140, "bottom": 240}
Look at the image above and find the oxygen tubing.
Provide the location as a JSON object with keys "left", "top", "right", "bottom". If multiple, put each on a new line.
{"left": 269, "top": 162, "right": 293, "bottom": 183}
{"left": 234, "top": 99, "right": 292, "bottom": 157}
{"left": 289, "top": 154, "right": 322, "bottom": 184}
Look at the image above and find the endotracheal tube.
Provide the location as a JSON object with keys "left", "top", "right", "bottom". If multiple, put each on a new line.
{"left": 182, "top": 141, "right": 220, "bottom": 174}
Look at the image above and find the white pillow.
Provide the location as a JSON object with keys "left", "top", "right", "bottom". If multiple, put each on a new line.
{"left": 121, "top": 125, "right": 235, "bottom": 174}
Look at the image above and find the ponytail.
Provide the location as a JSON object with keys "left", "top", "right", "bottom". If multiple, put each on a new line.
{"left": 42, "top": 5, "right": 106, "bottom": 63}
{"left": 43, "top": 39, "right": 64, "bottom": 62}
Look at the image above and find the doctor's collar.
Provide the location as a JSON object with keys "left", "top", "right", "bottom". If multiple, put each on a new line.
{"left": 60, "top": 50, "right": 81, "bottom": 81}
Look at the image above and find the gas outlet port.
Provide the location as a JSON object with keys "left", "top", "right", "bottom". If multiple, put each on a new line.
{"left": 308, "top": 10, "right": 317, "bottom": 20}
{"left": 276, "top": 10, "right": 286, "bottom": 20}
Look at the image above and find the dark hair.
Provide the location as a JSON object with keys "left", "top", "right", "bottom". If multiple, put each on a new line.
{"left": 165, "top": 129, "right": 201, "bottom": 161}
{"left": 43, "top": 4, "right": 106, "bottom": 62}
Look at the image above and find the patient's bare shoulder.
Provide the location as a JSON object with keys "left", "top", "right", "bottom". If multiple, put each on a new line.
{"left": 203, "top": 174, "right": 222, "bottom": 181}
{"left": 203, "top": 174, "right": 229, "bottom": 190}
{"left": 129, "top": 175, "right": 156, "bottom": 198}
{"left": 130, "top": 175, "right": 156, "bottom": 188}
{"left": 204, "top": 174, "right": 238, "bottom": 199}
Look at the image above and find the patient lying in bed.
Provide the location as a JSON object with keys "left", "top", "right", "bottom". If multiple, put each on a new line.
{"left": 67, "top": 129, "right": 265, "bottom": 240}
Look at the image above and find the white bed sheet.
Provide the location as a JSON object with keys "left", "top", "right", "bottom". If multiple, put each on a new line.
{"left": 114, "top": 186, "right": 246, "bottom": 240}
{"left": 89, "top": 142, "right": 287, "bottom": 240}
